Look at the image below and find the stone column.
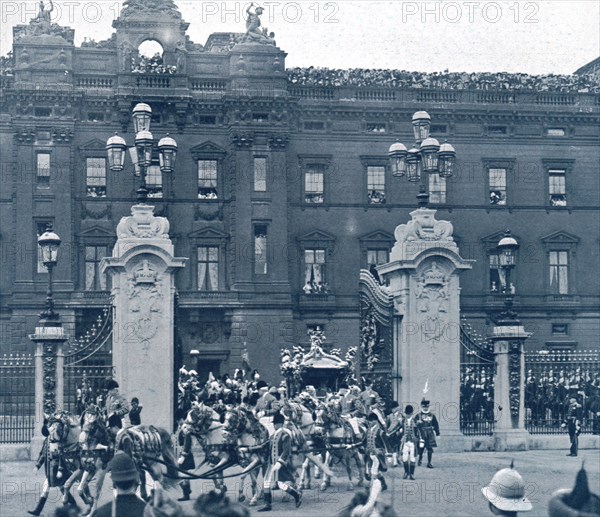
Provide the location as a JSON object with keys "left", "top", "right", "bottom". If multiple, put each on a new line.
{"left": 102, "top": 205, "right": 186, "bottom": 432}
{"left": 378, "top": 208, "right": 473, "bottom": 447}
{"left": 29, "top": 321, "right": 68, "bottom": 457}
{"left": 490, "top": 323, "right": 531, "bottom": 450}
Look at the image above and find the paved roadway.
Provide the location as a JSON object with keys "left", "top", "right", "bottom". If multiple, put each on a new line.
{"left": 1, "top": 449, "right": 599, "bottom": 516}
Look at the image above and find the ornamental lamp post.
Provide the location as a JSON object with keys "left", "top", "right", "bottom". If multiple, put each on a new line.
{"left": 388, "top": 110, "right": 456, "bottom": 207}
{"left": 496, "top": 229, "right": 520, "bottom": 323}
{"left": 38, "top": 229, "right": 61, "bottom": 321}
{"left": 106, "top": 103, "right": 178, "bottom": 203}
{"left": 490, "top": 229, "right": 531, "bottom": 448}
{"left": 30, "top": 227, "right": 67, "bottom": 436}
{"left": 498, "top": 229, "right": 519, "bottom": 292}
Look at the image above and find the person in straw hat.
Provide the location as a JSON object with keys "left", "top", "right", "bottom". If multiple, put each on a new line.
{"left": 481, "top": 461, "right": 533, "bottom": 516}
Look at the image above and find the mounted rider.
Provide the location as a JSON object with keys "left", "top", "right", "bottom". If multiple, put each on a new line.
{"left": 103, "top": 379, "right": 129, "bottom": 438}
{"left": 338, "top": 382, "right": 366, "bottom": 435}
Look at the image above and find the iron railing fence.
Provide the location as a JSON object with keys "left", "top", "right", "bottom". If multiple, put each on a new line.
{"left": 0, "top": 353, "right": 35, "bottom": 443}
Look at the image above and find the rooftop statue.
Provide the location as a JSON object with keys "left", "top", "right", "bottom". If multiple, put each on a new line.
{"left": 13, "top": 0, "right": 74, "bottom": 43}
{"left": 238, "top": 3, "right": 275, "bottom": 45}
{"left": 120, "top": 0, "right": 182, "bottom": 19}
{"left": 37, "top": 0, "right": 53, "bottom": 21}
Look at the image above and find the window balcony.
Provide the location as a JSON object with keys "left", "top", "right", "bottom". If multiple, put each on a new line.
{"left": 544, "top": 294, "right": 580, "bottom": 304}
{"left": 298, "top": 293, "right": 336, "bottom": 308}
{"left": 177, "top": 291, "right": 238, "bottom": 307}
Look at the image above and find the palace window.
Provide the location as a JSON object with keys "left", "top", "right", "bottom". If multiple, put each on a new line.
{"left": 548, "top": 169, "right": 567, "bottom": 206}
{"left": 488, "top": 168, "right": 507, "bottom": 205}
{"left": 304, "top": 165, "right": 324, "bottom": 203}
{"left": 36, "top": 152, "right": 50, "bottom": 188}
{"left": 86, "top": 158, "right": 107, "bottom": 197}
{"left": 489, "top": 252, "right": 503, "bottom": 293}
{"left": 303, "top": 249, "right": 327, "bottom": 294}
{"left": 146, "top": 164, "right": 163, "bottom": 199}
{"left": 552, "top": 323, "right": 569, "bottom": 336}
{"left": 198, "top": 246, "right": 219, "bottom": 291}
{"left": 429, "top": 172, "right": 446, "bottom": 204}
{"left": 366, "top": 123, "right": 386, "bottom": 133}
{"left": 253, "top": 157, "right": 267, "bottom": 192}
{"left": 549, "top": 251, "right": 569, "bottom": 295}
{"left": 367, "top": 249, "right": 389, "bottom": 267}
{"left": 367, "top": 165, "right": 386, "bottom": 204}
{"left": 198, "top": 159, "right": 218, "bottom": 199}
{"left": 254, "top": 225, "right": 268, "bottom": 275}
{"left": 85, "top": 245, "right": 108, "bottom": 290}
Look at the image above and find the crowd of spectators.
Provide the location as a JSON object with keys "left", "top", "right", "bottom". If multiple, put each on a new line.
{"left": 287, "top": 67, "right": 600, "bottom": 93}
{"left": 131, "top": 52, "right": 177, "bottom": 75}
{"left": 0, "top": 52, "right": 14, "bottom": 76}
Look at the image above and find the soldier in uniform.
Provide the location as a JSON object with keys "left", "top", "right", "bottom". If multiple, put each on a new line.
{"left": 386, "top": 401, "right": 403, "bottom": 467}
{"left": 258, "top": 411, "right": 302, "bottom": 512}
{"left": 365, "top": 408, "right": 389, "bottom": 492}
{"left": 415, "top": 398, "right": 440, "bottom": 469}
{"left": 103, "top": 379, "right": 129, "bottom": 438}
{"left": 562, "top": 397, "right": 582, "bottom": 457}
{"left": 400, "top": 404, "right": 420, "bottom": 480}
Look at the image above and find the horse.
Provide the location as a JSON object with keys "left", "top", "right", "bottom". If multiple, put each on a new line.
{"left": 28, "top": 411, "right": 81, "bottom": 516}
{"left": 279, "top": 398, "right": 333, "bottom": 490}
{"left": 62, "top": 405, "right": 112, "bottom": 516}
{"left": 114, "top": 424, "right": 179, "bottom": 499}
{"left": 178, "top": 402, "right": 235, "bottom": 494}
{"left": 314, "top": 401, "right": 366, "bottom": 491}
{"left": 223, "top": 404, "right": 270, "bottom": 505}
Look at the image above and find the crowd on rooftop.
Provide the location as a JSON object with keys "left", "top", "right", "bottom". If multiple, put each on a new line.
{"left": 287, "top": 67, "right": 600, "bottom": 93}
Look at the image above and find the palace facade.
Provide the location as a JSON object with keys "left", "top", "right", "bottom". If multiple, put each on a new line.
{"left": 1, "top": 0, "right": 599, "bottom": 385}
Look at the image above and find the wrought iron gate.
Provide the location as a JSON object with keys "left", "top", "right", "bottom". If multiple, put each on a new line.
{"left": 460, "top": 318, "right": 495, "bottom": 435}
{"left": 64, "top": 308, "right": 114, "bottom": 415}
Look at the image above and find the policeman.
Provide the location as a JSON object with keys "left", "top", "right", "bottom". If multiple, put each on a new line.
{"left": 563, "top": 397, "right": 582, "bottom": 457}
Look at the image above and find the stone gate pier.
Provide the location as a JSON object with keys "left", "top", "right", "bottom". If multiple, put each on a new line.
{"left": 102, "top": 205, "right": 186, "bottom": 431}
{"left": 377, "top": 208, "right": 474, "bottom": 448}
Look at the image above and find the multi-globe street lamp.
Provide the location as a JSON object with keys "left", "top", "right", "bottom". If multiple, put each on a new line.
{"left": 106, "top": 103, "right": 178, "bottom": 202}
{"left": 388, "top": 111, "right": 456, "bottom": 207}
